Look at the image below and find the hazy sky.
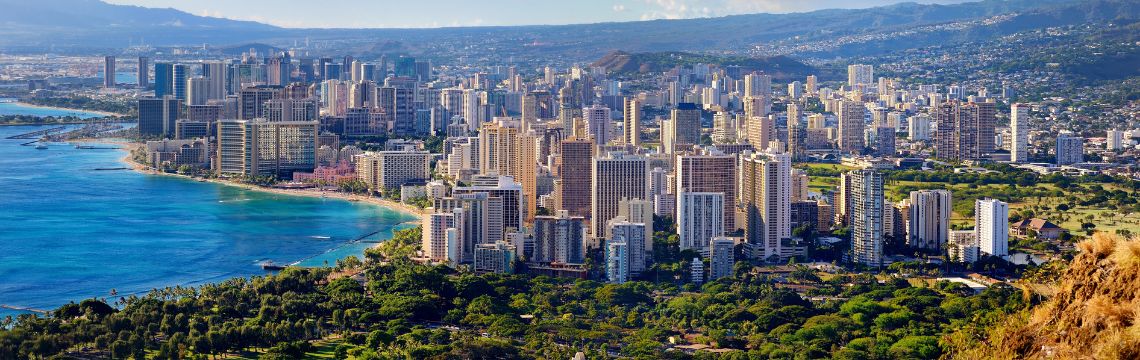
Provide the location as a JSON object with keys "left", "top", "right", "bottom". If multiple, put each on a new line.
{"left": 104, "top": 0, "right": 972, "bottom": 28}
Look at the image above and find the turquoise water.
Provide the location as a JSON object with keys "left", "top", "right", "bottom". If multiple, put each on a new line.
{"left": 0, "top": 98, "right": 108, "bottom": 119}
{"left": 96, "top": 72, "right": 139, "bottom": 84}
{"left": 0, "top": 124, "right": 419, "bottom": 317}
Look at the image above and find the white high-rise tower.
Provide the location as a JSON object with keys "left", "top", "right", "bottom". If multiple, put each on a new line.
{"left": 1011, "top": 104, "right": 1029, "bottom": 163}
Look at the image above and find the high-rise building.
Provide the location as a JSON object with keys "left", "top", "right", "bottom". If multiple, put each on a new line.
{"left": 606, "top": 240, "right": 630, "bottom": 284}
{"left": 187, "top": 77, "right": 210, "bottom": 106}
{"left": 676, "top": 146, "right": 737, "bottom": 230}
{"left": 1107, "top": 129, "right": 1124, "bottom": 151}
{"left": 748, "top": 115, "right": 776, "bottom": 151}
{"left": 1011, "top": 104, "right": 1029, "bottom": 163}
{"left": 172, "top": 64, "right": 190, "bottom": 101}
{"left": 583, "top": 104, "right": 613, "bottom": 146}
{"left": 137, "top": 56, "right": 148, "bottom": 88}
{"left": 516, "top": 132, "right": 540, "bottom": 223}
{"left": 663, "top": 103, "right": 702, "bottom": 153}
{"left": 806, "top": 75, "right": 818, "bottom": 94}
{"left": 849, "top": 170, "right": 884, "bottom": 267}
{"left": 103, "top": 56, "right": 116, "bottom": 88}
{"left": 137, "top": 97, "right": 182, "bottom": 136}
{"left": 202, "top": 62, "right": 227, "bottom": 100}
{"left": 975, "top": 198, "right": 1009, "bottom": 258}
{"left": 788, "top": 81, "right": 803, "bottom": 99}
{"left": 557, "top": 139, "right": 595, "bottom": 218}
{"left": 740, "top": 151, "right": 791, "bottom": 261}
{"left": 787, "top": 103, "right": 806, "bottom": 161}
{"left": 591, "top": 152, "right": 650, "bottom": 237}
{"left": 453, "top": 175, "right": 525, "bottom": 242}
{"left": 355, "top": 150, "right": 432, "bottom": 190}
{"left": 744, "top": 73, "right": 772, "bottom": 100}
{"left": 936, "top": 100, "right": 996, "bottom": 161}
{"left": 709, "top": 237, "right": 735, "bottom": 281}
{"left": 908, "top": 190, "right": 951, "bottom": 249}
{"left": 264, "top": 98, "right": 319, "bottom": 123}
{"left": 838, "top": 100, "right": 866, "bottom": 154}
{"left": 394, "top": 56, "right": 417, "bottom": 79}
{"left": 533, "top": 210, "right": 586, "bottom": 264}
{"left": 433, "top": 193, "right": 492, "bottom": 261}
{"left": 238, "top": 86, "right": 284, "bottom": 120}
{"left": 623, "top": 98, "right": 641, "bottom": 146}
{"left": 605, "top": 218, "right": 647, "bottom": 277}
{"left": 154, "top": 63, "right": 174, "bottom": 98}
{"left": 216, "top": 119, "right": 319, "bottom": 177}
{"left": 677, "top": 191, "right": 725, "bottom": 253}
{"left": 479, "top": 123, "right": 520, "bottom": 177}
{"left": 875, "top": 126, "right": 895, "bottom": 157}
{"left": 908, "top": 114, "right": 931, "bottom": 141}
{"left": 618, "top": 198, "right": 654, "bottom": 254}
{"left": 424, "top": 209, "right": 465, "bottom": 264}
{"left": 1056, "top": 134, "right": 1084, "bottom": 165}
{"left": 847, "top": 64, "right": 874, "bottom": 86}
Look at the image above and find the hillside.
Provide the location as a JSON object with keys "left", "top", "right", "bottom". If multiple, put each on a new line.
{"left": 589, "top": 51, "right": 834, "bottom": 80}
{"left": 949, "top": 232, "right": 1140, "bottom": 359}
{"left": 0, "top": 0, "right": 272, "bottom": 30}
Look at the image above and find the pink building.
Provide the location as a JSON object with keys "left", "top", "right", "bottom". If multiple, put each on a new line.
{"left": 293, "top": 160, "right": 357, "bottom": 183}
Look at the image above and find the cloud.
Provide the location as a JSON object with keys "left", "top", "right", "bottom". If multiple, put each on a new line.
{"left": 267, "top": 19, "right": 304, "bottom": 27}
{"left": 613, "top": 5, "right": 629, "bottom": 11}
{"left": 249, "top": 14, "right": 264, "bottom": 22}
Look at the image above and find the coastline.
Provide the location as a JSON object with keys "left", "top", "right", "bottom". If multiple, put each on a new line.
{"left": 75, "top": 138, "right": 428, "bottom": 222}
{"left": 15, "top": 102, "right": 126, "bottom": 117}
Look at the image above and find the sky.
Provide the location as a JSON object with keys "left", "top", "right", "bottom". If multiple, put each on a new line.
{"left": 103, "top": 0, "right": 973, "bottom": 29}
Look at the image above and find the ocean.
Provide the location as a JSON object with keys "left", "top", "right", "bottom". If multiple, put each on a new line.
{"left": 0, "top": 123, "right": 419, "bottom": 318}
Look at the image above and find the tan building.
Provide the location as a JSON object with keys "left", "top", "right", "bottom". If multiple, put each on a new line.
{"left": 557, "top": 138, "right": 595, "bottom": 218}
{"left": 675, "top": 146, "right": 737, "bottom": 231}
{"left": 591, "top": 152, "right": 650, "bottom": 237}
{"left": 838, "top": 100, "right": 865, "bottom": 154}
{"left": 355, "top": 150, "right": 432, "bottom": 190}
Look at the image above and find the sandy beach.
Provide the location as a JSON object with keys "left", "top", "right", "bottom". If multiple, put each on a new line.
{"left": 75, "top": 138, "right": 428, "bottom": 220}
{"left": 16, "top": 102, "right": 126, "bottom": 117}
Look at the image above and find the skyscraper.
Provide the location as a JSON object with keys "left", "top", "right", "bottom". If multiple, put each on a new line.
{"left": 748, "top": 115, "right": 775, "bottom": 151}
{"left": 186, "top": 77, "right": 210, "bottom": 106}
{"left": 533, "top": 210, "right": 586, "bottom": 264}
{"left": 975, "top": 198, "right": 1009, "bottom": 258}
{"left": 850, "top": 170, "right": 884, "bottom": 267}
{"left": 740, "top": 150, "right": 791, "bottom": 261}
{"left": 676, "top": 146, "right": 737, "bottom": 231}
{"left": 1011, "top": 104, "right": 1029, "bottom": 163}
{"left": 202, "top": 62, "right": 227, "bottom": 100}
{"left": 154, "top": 63, "right": 174, "bottom": 98}
{"left": 516, "top": 131, "right": 540, "bottom": 223}
{"left": 138, "top": 97, "right": 182, "bottom": 136}
{"left": 1108, "top": 129, "right": 1124, "bottom": 150}
{"left": 583, "top": 104, "right": 612, "bottom": 146}
{"left": 453, "top": 175, "right": 525, "bottom": 241}
{"left": 663, "top": 103, "right": 701, "bottom": 153}
{"left": 424, "top": 209, "right": 466, "bottom": 264}
{"left": 838, "top": 100, "right": 866, "bottom": 154}
{"left": 787, "top": 102, "right": 805, "bottom": 161}
{"left": 908, "top": 115, "right": 931, "bottom": 141}
{"left": 605, "top": 218, "right": 647, "bottom": 277}
{"left": 623, "top": 98, "right": 641, "bottom": 146}
{"left": 936, "top": 100, "right": 996, "bottom": 161}
{"left": 216, "top": 119, "right": 319, "bottom": 177}
{"left": 137, "top": 56, "right": 148, "bottom": 88}
{"left": 677, "top": 191, "right": 725, "bottom": 253}
{"left": 591, "top": 152, "right": 650, "bottom": 237}
{"left": 394, "top": 56, "right": 416, "bottom": 79}
{"left": 875, "top": 126, "right": 895, "bottom": 157}
{"left": 479, "top": 123, "right": 520, "bottom": 177}
{"left": 557, "top": 138, "right": 595, "bottom": 218}
{"left": 908, "top": 190, "right": 951, "bottom": 249}
{"left": 103, "top": 56, "right": 115, "bottom": 88}
{"left": 847, "top": 64, "right": 874, "bottom": 86}
{"left": 172, "top": 64, "right": 190, "bottom": 101}
{"left": 1056, "top": 134, "right": 1084, "bottom": 165}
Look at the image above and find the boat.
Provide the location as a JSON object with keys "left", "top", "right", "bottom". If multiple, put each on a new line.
{"left": 35, "top": 144, "right": 47, "bottom": 149}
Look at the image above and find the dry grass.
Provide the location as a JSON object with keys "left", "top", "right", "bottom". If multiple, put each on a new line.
{"left": 1076, "top": 232, "right": 1118, "bottom": 258}
{"left": 952, "top": 232, "right": 1140, "bottom": 359}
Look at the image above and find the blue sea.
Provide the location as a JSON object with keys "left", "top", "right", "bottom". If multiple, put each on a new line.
{"left": 0, "top": 123, "right": 419, "bottom": 318}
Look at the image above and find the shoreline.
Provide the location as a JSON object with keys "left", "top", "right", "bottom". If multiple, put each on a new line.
{"left": 13, "top": 102, "right": 125, "bottom": 117}
{"left": 75, "top": 138, "right": 428, "bottom": 222}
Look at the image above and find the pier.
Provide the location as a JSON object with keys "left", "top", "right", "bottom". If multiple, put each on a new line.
{"left": 0, "top": 305, "right": 50, "bottom": 314}
{"left": 5, "top": 126, "right": 66, "bottom": 139}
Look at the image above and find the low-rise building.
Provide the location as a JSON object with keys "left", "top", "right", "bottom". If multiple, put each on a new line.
{"left": 1010, "top": 218, "right": 1068, "bottom": 239}
{"left": 146, "top": 139, "right": 210, "bottom": 168}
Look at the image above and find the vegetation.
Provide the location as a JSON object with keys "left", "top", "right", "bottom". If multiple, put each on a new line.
{"left": 0, "top": 115, "right": 89, "bottom": 126}
{"left": 22, "top": 96, "right": 136, "bottom": 116}
{"left": 0, "top": 220, "right": 1041, "bottom": 360}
